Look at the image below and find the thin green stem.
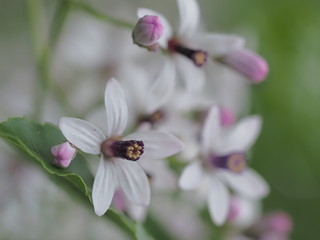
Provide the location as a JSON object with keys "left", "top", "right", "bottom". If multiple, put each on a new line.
{"left": 70, "top": 1, "right": 135, "bottom": 29}
{"left": 49, "top": 0, "right": 71, "bottom": 48}
{"left": 26, "top": 0, "right": 44, "bottom": 59}
{"left": 26, "top": 0, "right": 47, "bottom": 120}
{"left": 47, "top": 0, "right": 81, "bottom": 116}
{"left": 27, "top": 0, "right": 74, "bottom": 120}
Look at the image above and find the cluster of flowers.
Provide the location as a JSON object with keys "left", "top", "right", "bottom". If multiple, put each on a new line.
{"left": 51, "top": 0, "right": 292, "bottom": 239}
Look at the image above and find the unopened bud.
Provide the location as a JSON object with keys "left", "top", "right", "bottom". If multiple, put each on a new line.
{"left": 51, "top": 142, "right": 77, "bottom": 168}
{"left": 217, "top": 49, "right": 269, "bottom": 83}
{"left": 133, "top": 15, "right": 163, "bottom": 47}
{"left": 219, "top": 107, "right": 235, "bottom": 127}
{"left": 261, "top": 212, "right": 293, "bottom": 235}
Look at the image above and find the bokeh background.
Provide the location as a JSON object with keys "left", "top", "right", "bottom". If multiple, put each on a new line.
{"left": 1, "top": 0, "right": 320, "bottom": 239}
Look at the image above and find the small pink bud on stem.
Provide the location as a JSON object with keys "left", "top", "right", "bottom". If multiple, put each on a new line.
{"left": 217, "top": 49, "right": 269, "bottom": 83}
{"left": 133, "top": 15, "right": 163, "bottom": 49}
{"left": 51, "top": 142, "right": 77, "bottom": 168}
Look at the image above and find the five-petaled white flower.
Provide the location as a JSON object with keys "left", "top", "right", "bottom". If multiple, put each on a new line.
{"left": 59, "top": 78, "right": 184, "bottom": 216}
{"left": 179, "top": 105, "right": 269, "bottom": 225}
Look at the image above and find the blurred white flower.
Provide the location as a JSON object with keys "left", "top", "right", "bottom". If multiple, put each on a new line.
{"left": 59, "top": 78, "right": 184, "bottom": 216}
{"left": 137, "top": 0, "right": 245, "bottom": 93}
{"left": 179, "top": 105, "right": 269, "bottom": 225}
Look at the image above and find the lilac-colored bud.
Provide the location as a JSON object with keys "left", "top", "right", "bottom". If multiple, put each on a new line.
{"left": 218, "top": 49, "right": 269, "bottom": 83}
{"left": 219, "top": 107, "right": 235, "bottom": 127}
{"left": 133, "top": 15, "right": 163, "bottom": 47}
{"left": 261, "top": 212, "right": 293, "bottom": 235}
{"left": 51, "top": 142, "right": 77, "bottom": 168}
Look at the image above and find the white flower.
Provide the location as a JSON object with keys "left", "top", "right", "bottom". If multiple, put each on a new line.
{"left": 59, "top": 78, "right": 184, "bottom": 216}
{"left": 119, "top": 63, "right": 206, "bottom": 162}
{"left": 137, "top": 0, "right": 245, "bottom": 93}
{"left": 179, "top": 105, "right": 269, "bottom": 225}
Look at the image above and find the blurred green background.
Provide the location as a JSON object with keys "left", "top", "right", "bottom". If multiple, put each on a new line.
{"left": 203, "top": 0, "right": 320, "bottom": 239}
{"left": 1, "top": 0, "right": 320, "bottom": 239}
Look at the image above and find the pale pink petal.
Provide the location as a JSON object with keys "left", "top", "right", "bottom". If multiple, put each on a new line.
{"left": 146, "top": 58, "right": 176, "bottom": 113}
{"left": 201, "top": 106, "right": 221, "bottom": 155}
{"left": 115, "top": 159, "right": 150, "bottom": 205}
{"left": 207, "top": 176, "right": 229, "bottom": 226}
{"left": 179, "top": 161, "right": 204, "bottom": 190}
{"left": 105, "top": 78, "right": 128, "bottom": 136}
{"left": 59, "top": 117, "right": 105, "bottom": 154}
{"left": 137, "top": 8, "right": 172, "bottom": 48}
{"left": 229, "top": 196, "right": 260, "bottom": 228}
{"left": 219, "top": 116, "right": 262, "bottom": 154}
{"left": 190, "top": 33, "right": 245, "bottom": 56}
{"left": 92, "top": 157, "right": 117, "bottom": 216}
{"left": 123, "top": 130, "right": 184, "bottom": 160}
{"left": 221, "top": 169, "right": 269, "bottom": 199}
{"left": 175, "top": 55, "right": 205, "bottom": 92}
{"left": 177, "top": 0, "right": 200, "bottom": 35}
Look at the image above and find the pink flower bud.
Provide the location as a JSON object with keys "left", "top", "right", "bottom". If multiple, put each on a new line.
{"left": 133, "top": 15, "right": 163, "bottom": 47}
{"left": 51, "top": 142, "right": 77, "bottom": 168}
{"left": 218, "top": 49, "right": 269, "bottom": 83}
{"left": 219, "top": 107, "right": 235, "bottom": 127}
{"left": 261, "top": 212, "right": 293, "bottom": 235}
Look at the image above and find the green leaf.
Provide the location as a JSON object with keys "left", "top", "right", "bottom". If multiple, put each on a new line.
{"left": 0, "top": 117, "right": 147, "bottom": 239}
{"left": 0, "top": 117, "right": 93, "bottom": 198}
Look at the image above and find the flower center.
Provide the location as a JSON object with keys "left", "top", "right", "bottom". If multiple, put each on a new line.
{"left": 168, "top": 39, "right": 208, "bottom": 67}
{"left": 101, "top": 139, "right": 144, "bottom": 161}
{"left": 210, "top": 153, "right": 246, "bottom": 173}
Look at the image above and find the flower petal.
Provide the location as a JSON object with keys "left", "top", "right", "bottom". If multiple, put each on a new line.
{"left": 201, "top": 106, "right": 221, "bottom": 155}
{"left": 105, "top": 78, "right": 128, "bottom": 136}
{"left": 179, "top": 161, "right": 204, "bottom": 190}
{"left": 177, "top": 0, "right": 200, "bottom": 36}
{"left": 59, "top": 117, "right": 105, "bottom": 154}
{"left": 175, "top": 55, "right": 205, "bottom": 92}
{"left": 219, "top": 115, "right": 262, "bottom": 154}
{"left": 146, "top": 58, "right": 176, "bottom": 113}
{"left": 207, "top": 176, "right": 229, "bottom": 226}
{"left": 190, "top": 33, "right": 245, "bottom": 56}
{"left": 126, "top": 202, "right": 147, "bottom": 221}
{"left": 221, "top": 169, "right": 269, "bottom": 199}
{"left": 92, "top": 157, "right": 117, "bottom": 216}
{"left": 123, "top": 130, "right": 184, "bottom": 159}
{"left": 115, "top": 159, "right": 150, "bottom": 206}
{"left": 137, "top": 8, "right": 172, "bottom": 48}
